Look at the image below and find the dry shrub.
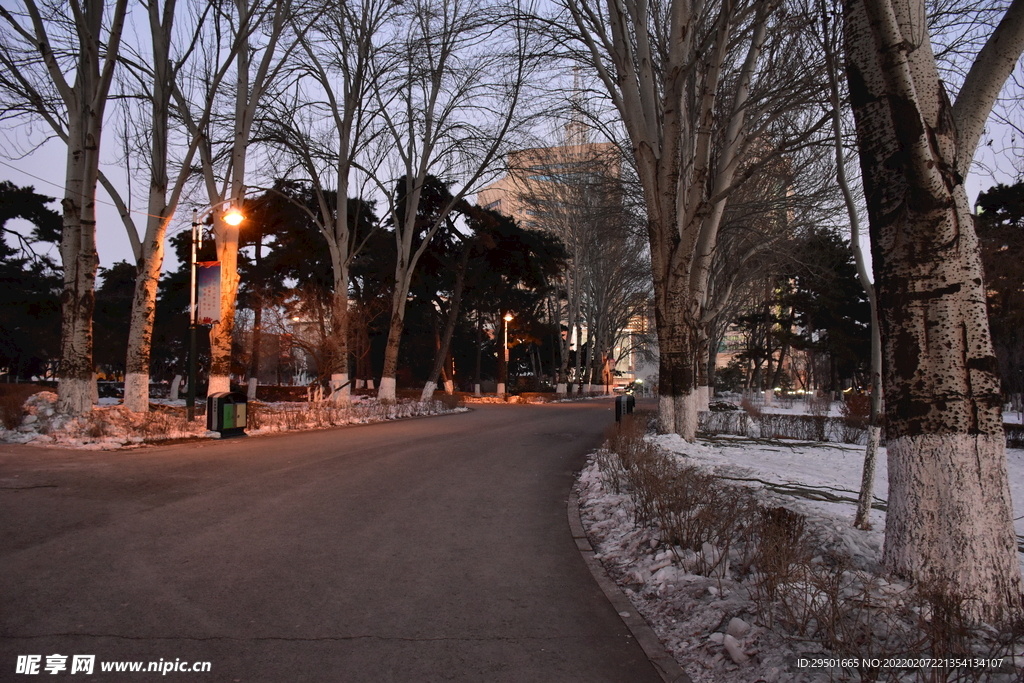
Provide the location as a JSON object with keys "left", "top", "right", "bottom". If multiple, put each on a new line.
{"left": 592, "top": 418, "right": 1023, "bottom": 682}
{"left": 657, "top": 465, "right": 755, "bottom": 556}
{"left": 0, "top": 384, "right": 49, "bottom": 429}
{"left": 434, "top": 393, "right": 464, "bottom": 410}
{"left": 602, "top": 413, "right": 756, "bottom": 575}
{"left": 83, "top": 412, "right": 113, "bottom": 438}
{"left": 0, "top": 394, "right": 24, "bottom": 429}
{"left": 751, "top": 506, "right": 810, "bottom": 619}
{"left": 840, "top": 393, "right": 871, "bottom": 444}
{"left": 807, "top": 395, "right": 832, "bottom": 441}
{"left": 247, "top": 401, "right": 262, "bottom": 429}
{"left": 741, "top": 395, "right": 762, "bottom": 418}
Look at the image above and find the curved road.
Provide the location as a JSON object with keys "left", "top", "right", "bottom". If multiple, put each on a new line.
{"left": 0, "top": 401, "right": 664, "bottom": 682}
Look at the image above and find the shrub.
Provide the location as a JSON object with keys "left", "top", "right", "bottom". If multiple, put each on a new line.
{"left": 0, "top": 384, "right": 49, "bottom": 429}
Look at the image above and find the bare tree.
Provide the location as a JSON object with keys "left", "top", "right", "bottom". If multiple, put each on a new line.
{"left": 0, "top": 0, "right": 129, "bottom": 415}
{"left": 257, "top": 0, "right": 392, "bottom": 404}
{"left": 844, "top": 0, "right": 1024, "bottom": 622}
{"left": 103, "top": 1, "right": 250, "bottom": 412}
{"left": 370, "top": 0, "right": 541, "bottom": 401}
{"left": 560, "top": 0, "right": 830, "bottom": 438}
{"left": 174, "top": 0, "right": 301, "bottom": 396}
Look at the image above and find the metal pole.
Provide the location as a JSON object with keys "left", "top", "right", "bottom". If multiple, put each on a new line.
{"left": 187, "top": 209, "right": 198, "bottom": 421}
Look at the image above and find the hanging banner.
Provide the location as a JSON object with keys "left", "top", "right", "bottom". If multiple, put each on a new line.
{"left": 197, "top": 261, "right": 221, "bottom": 325}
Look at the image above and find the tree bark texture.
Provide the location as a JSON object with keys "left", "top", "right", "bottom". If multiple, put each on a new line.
{"left": 844, "top": 0, "right": 1023, "bottom": 622}
{"left": 57, "top": 117, "right": 101, "bottom": 416}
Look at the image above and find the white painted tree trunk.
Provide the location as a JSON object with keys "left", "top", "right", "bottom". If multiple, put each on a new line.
{"left": 58, "top": 378, "right": 94, "bottom": 415}
{"left": 367, "top": 379, "right": 374, "bottom": 390}
{"left": 377, "top": 376, "right": 395, "bottom": 401}
{"left": 660, "top": 392, "right": 700, "bottom": 441}
{"left": 420, "top": 380, "right": 436, "bottom": 401}
{"left": 763, "top": 388, "right": 773, "bottom": 407}
{"left": 329, "top": 372, "right": 350, "bottom": 405}
{"left": 556, "top": 382, "right": 566, "bottom": 396}
{"left": 247, "top": 377, "right": 257, "bottom": 401}
{"left": 356, "top": 379, "right": 365, "bottom": 389}
{"left": 170, "top": 374, "right": 181, "bottom": 401}
{"left": 208, "top": 375, "right": 230, "bottom": 395}
{"left": 885, "top": 434, "right": 1021, "bottom": 619}
{"left": 583, "top": 382, "right": 592, "bottom": 394}
{"left": 124, "top": 373, "right": 149, "bottom": 410}
{"left": 496, "top": 382, "right": 506, "bottom": 396}
{"left": 473, "top": 383, "right": 481, "bottom": 396}
{"left": 443, "top": 379, "right": 454, "bottom": 395}
{"left": 845, "top": 0, "right": 1024, "bottom": 622}
{"left": 698, "top": 385, "right": 710, "bottom": 411}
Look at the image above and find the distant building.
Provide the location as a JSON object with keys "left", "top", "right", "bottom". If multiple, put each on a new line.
{"left": 478, "top": 125, "right": 654, "bottom": 391}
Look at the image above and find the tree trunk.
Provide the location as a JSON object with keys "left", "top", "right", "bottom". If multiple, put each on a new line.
{"left": 377, "top": 274, "right": 411, "bottom": 401}
{"left": 845, "top": 0, "right": 1023, "bottom": 623}
{"left": 50, "top": 0, "right": 128, "bottom": 416}
{"left": 56, "top": 121, "right": 101, "bottom": 416}
{"left": 207, "top": 215, "right": 241, "bottom": 394}
{"left": 421, "top": 246, "right": 471, "bottom": 401}
{"left": 328, "top": 285, "right": 351, "bottom": 404}
{"left": 123, "top": 226, "right": 163, "bottom": 412}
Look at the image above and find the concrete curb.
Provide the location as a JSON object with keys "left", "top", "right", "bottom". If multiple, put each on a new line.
{"left": 568, "top": 488, "right": 693, "bottom": 683}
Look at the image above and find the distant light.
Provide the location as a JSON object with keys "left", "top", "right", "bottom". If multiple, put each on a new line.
{"left": 292, "top": 316, "right": 301, "bottom": 322}
{"left": 636, "top": 379, "right": 643, "bottom": 384}
{"left": 223, "top": 208, "right": 244, "bottom": 226}
{"left": 503, "top": 313, "right": 513, "bottom": 322}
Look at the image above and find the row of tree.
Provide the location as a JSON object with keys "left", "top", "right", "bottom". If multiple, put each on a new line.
{"left": 555, "top": 0, "right": 1024, "bottom": 623}
{"left": 3, "top": 0, "right": 1024, "bottom": 621}
{"left": 0, "top": 0, "right": 549, "bottom": 413}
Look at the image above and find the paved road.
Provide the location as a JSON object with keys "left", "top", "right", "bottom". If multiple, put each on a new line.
{"left": 0, "top": 401, "right": 663, "bottom": 682}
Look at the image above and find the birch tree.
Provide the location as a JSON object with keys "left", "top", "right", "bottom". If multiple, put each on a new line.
{"left": 0, "top": 0, "right": 128, "bottom": 415}
{"left": 843, "top": 0, "right": 1024, "bottom": 622}
{"left": 561, "top": 0, "right": 829, "bottom": 438}
{"left": 371, "top": 0, "right": 540, "bottom": 401}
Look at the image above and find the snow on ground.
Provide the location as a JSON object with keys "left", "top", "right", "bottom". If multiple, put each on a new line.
{"left": 577, "top": 428, "right": 1024, "bottom": 682}
{"left": 1, "top": 391, "right": 466, "bottom": 449}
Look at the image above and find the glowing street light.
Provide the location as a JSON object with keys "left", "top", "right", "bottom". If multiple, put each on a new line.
{"left": 187, "top": 204, "right": 244, "bottom": 420}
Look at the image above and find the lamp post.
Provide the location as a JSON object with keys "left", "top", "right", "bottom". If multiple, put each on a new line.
{"left": 187, "top": 205, "right": 244, "bottom": 420}
{"left": 498, "top": 312, "right": 513, "bottom": 396}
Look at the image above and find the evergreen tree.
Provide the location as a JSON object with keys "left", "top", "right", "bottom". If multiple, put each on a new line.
{"left": 0, "top": 182, "right": 62, "bottom": 380}
{"left": 976, "top": 183, "right": 1024, "bottom": 405}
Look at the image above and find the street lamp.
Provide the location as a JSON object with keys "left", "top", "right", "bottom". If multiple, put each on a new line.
{"left": 498, "top": 312, "right": 513, "bottom": 396}
{"left": 187, "top": 205, "right": 244, "bottom": 420}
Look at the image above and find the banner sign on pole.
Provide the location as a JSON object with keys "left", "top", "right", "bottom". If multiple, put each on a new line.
{"left": 197, "top": 261, "right": 221, "bottom": 325}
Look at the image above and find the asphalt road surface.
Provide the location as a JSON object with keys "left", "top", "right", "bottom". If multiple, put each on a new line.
{"left": 0, "top": 400, "right": 664, "bottom": 682}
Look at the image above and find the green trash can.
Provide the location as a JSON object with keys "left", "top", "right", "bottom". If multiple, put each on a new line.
{"left": 207, "top": 391, "right": 248, "bottom": 437}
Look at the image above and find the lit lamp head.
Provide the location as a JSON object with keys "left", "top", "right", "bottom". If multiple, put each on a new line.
{"left": 223, "top": 207, "right": 245, "bottom": 226}
{"left": 503, "top": 313, "right": 513, "bottom": 322}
